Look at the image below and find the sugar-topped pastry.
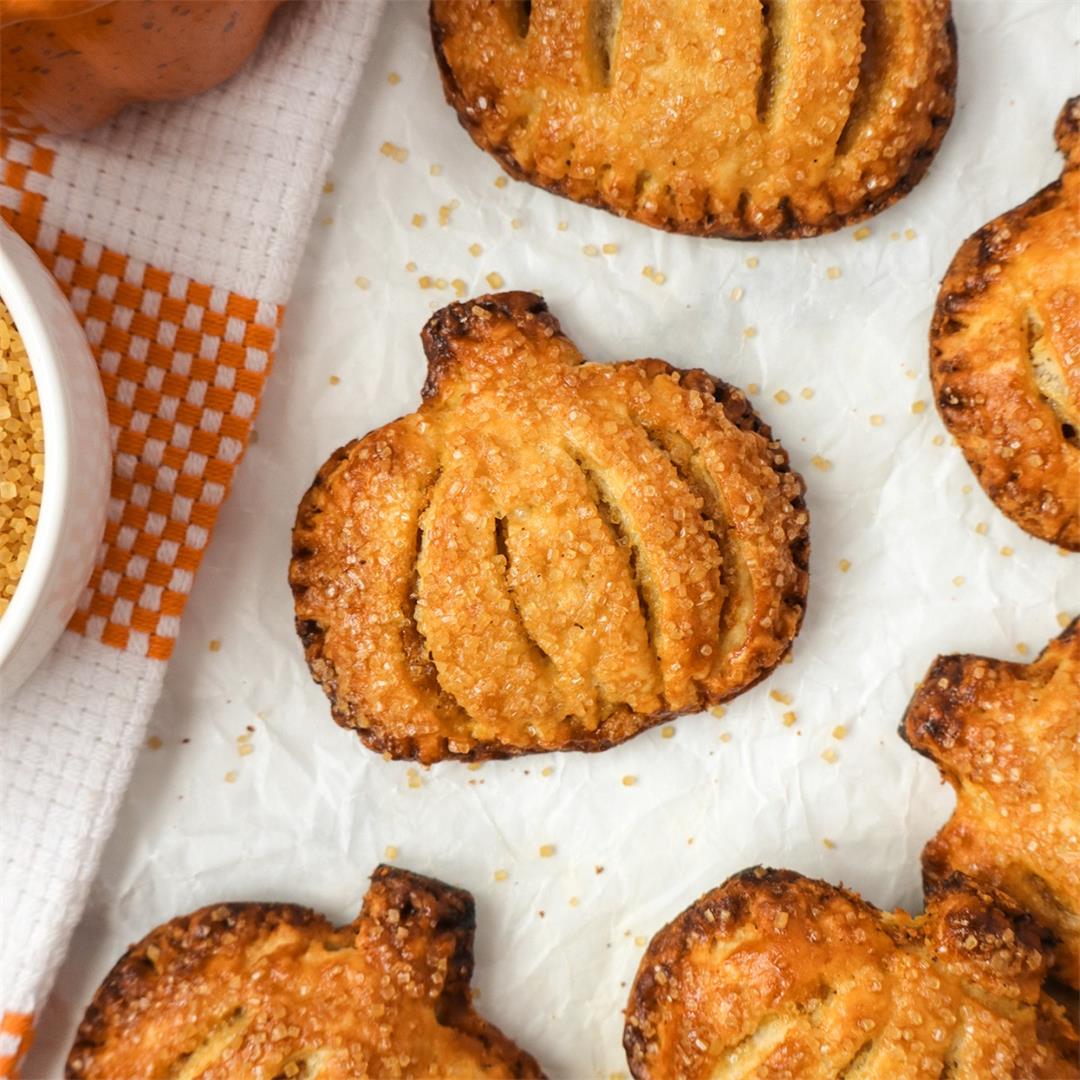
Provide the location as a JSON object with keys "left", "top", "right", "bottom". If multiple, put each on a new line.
{"left": 291, "top": 292, "right": 808, "bottom": 762}
{"left": 625, "top": 866, "right": 1079, "bottom": 1079}
{"left": 931, "top": 99, "right": 1080, "bottom": 550}
{"left": 67, "top": 865, "right": 543, "bottom": 1078}
{"left": 431, "top": 0, "right": 956, "bottom": 238}
{"left": 902, "top": 618, "right": 1080, "bottom": 989}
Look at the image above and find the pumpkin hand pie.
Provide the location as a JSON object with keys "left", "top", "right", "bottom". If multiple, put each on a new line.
{"left": 931, "top": 98, "right": 1080, "bottom": 550}
{"left": 291, "top": 292, "right": 808, "bottom": 763}
{"left": 624, "top": 867, "right": 1080, "bottom": 1080}
{"left": 902, "top": 618, "right": 1080, "bottom": 990}
{"left": 66, "top": 866, "right": 543, "bottom": 1079}
{"left": 431, "top": 0, "right": 956, "bottom": 239}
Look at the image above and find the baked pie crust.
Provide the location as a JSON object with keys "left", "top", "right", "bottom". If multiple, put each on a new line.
{"left": 902, "top": 617, "right": 1080, "bottom": 990}
{"left": 931, "top": 98, "right": 1080, "bottom": 550}
{"left": 431, "top": 0, "right": 956, "bottom": 239}
{"left": 67, "top": 866, "right": 543, "bottom": 1079}
{"left": 291, "top": 292, "right": 809, "bottom": 763}
{"left": 624, "top": 866, "right": 1080, "bottom": 1079}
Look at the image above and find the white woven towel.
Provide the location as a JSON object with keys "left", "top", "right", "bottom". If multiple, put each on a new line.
{"left": 0, "top": 2, "right": 382, "bottom": 1071}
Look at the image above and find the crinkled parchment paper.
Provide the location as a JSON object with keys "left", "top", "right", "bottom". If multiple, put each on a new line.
{"left": 28, "top": 2, "right": 1080, "bottom": 1075}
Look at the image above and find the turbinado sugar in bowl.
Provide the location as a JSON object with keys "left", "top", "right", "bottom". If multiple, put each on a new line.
{"left": 0, "top": 297, "right": 44, "bottom": 616}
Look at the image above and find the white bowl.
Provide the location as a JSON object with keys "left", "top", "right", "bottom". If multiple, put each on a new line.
{"left": 0, "top": 220, "right": 110, "bottom": 699}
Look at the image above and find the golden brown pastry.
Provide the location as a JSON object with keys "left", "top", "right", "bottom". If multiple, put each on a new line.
{"left": 66, "top": 865, "right": 543, "bottom": 1079}
{"left": 901, "top": 618, "right": 1080, "bottom": 990}
{"left": 624, "top": 866, "right": 1080, "bottom": 1080}
{"left": 931, "top": 98, "right": 1080, "bottom": 550}
{"left": 291, "top": 292, "right": 808, "bottom": 763}
{"left": 430, "top": 0, "right": 956, "bottom": 239}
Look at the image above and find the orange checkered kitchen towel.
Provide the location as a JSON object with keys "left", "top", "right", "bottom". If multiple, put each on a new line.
{"left": 0, "top": 2, "right": 382, "bottom": 1072}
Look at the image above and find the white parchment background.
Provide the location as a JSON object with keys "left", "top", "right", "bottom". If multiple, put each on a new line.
{"left": 28, "top": 2, "right": 1080, "bottom": 1075}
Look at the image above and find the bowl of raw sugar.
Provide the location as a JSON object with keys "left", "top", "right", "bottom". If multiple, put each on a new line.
{"left": 0, "top": 218, "right": 110, "bottom": 699}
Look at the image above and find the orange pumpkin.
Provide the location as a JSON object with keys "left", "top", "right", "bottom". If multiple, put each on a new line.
{"left": 1, "top": 0, "right": 286, "bottom": 135}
